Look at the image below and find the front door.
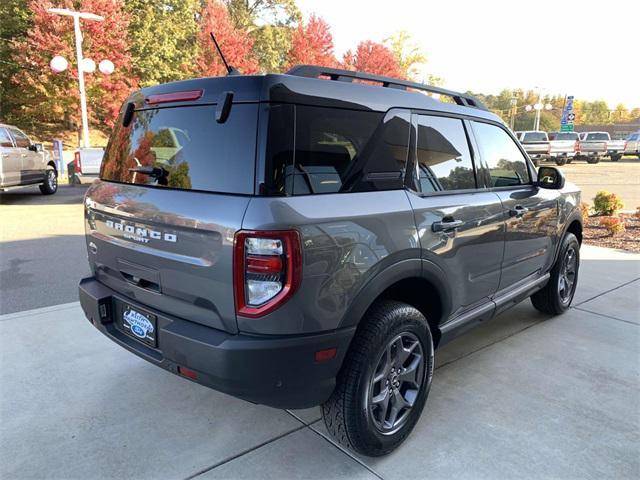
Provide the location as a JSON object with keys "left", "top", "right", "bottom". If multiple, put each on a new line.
{"left": 0, "top": 127, "right": 21, "bottom": 186}
{"left": 8, "top": 127, "right": 41, "bottom": 183}
{"left": 407, "top": 114, "right": 505, "bottom": 317}
{"left": 471, "top": 121, "right": 560, "bottom": 291}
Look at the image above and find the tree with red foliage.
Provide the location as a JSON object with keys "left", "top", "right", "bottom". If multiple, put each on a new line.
{"left": 286, "top": 14, "right": 337, "bottom": 70}
{"left": 342, "top": 40, "right": 403, "bottom": 79}
{"left": 12, "top": 0, "right": 136, "bottom": 130}
{"left": 195, "top": 0, "right": 259, "bottom": 77}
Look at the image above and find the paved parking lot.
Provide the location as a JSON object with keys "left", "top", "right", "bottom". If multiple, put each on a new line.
{"left": 1, "top": 245, "right": 638, "bottom": 479}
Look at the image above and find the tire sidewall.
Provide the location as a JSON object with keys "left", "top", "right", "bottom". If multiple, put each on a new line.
{"left": 552, "top": 233, "right": 580, "bottom": 311}
{"left": 41, "top": 168, "right": 58, "bottom": 194}
{"left": 351, "top": 305, "right": 434, "bottom": 454}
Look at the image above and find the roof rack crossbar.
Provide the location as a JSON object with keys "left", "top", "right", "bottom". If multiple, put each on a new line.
{"left": 286, "top": 65, "right": 487, "bottom": 111}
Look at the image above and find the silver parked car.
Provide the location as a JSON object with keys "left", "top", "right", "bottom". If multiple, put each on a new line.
{"left": 624, "top": 131, "right": 640, "bottom": 158}
{"left": 0, "top": 124, "right": 57, "bottom": 194}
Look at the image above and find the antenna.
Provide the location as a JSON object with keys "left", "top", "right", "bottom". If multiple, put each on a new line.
{"left": 209, "top": 32, "right": 240, "bottom": 76}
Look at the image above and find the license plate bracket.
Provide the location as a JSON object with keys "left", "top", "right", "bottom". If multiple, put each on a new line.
{"left": 119, "top": 303, "right": 157, "bottom": 347}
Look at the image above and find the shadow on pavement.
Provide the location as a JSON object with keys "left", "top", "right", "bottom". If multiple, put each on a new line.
{"left": 0, "top": 184, "right": 90, "bottom": 206}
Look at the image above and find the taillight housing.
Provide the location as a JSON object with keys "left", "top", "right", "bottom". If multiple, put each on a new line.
{"left": 74, "top": 151, "right": 81, "bottom": 172}
{"left": 233, "top": 230, "right": 302, "bottom": 318}
{"left": 574, "top": 141, "right": 580, "bottom": 153}
{"left": 624, "top": 141, "right": 628, "bottom": 151}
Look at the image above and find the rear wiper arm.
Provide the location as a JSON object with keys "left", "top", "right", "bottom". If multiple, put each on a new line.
{"left": 128, "top": 166, "right": 167, "bottom": 178}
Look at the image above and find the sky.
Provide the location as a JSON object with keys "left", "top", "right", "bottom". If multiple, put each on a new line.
{"left": 295, "top": 0, "right": 639, "bottom": 109}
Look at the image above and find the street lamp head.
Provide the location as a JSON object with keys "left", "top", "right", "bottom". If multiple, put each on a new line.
{"left": 525, "top": 105, "right": 533, "bottom": 112}
{"left": 81, "top": 58, "right": 96, "bottom": 73}
{"left": 545, "top": 103, "right": 553, "bottom": 110}
{"left": 50, "top": 55, "right": 68, "bottom": 73}
{"left": 98, "top": 59, "right": 114, "bottom": 75}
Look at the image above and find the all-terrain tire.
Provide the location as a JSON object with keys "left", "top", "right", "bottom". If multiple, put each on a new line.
{"left": 39, "top": 166, "right": 58, "bottom": 195}
{"left": 531, "top": 232, "right": 580, "bottom": 315}
{"left": 322, "top": 300, "right": 434, "bottom": 456}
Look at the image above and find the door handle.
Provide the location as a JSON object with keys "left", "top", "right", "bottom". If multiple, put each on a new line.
{"left": 509, "top": 205, "right": 529, "bottom": 218}
{"left": 432, "top": 218, "right": 464, "bottom": 232}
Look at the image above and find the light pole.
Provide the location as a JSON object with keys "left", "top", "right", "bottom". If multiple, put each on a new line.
{"left": 509, "top": 97, "right": 518, "bottom": 129}
{"left": 47, "top": 8, "right": 104, "bottom": 149}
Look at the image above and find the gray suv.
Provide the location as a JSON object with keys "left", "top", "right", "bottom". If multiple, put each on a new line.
{"left": 79, "top": 65, "right": 582, "bottom": 456}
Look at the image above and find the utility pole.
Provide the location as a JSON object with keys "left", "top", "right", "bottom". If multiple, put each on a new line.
{"left": 48, "top": 8, "right": 104, "bottom": 149}
{"left": 510, "top": 97, "right": 517, "bottom": 129}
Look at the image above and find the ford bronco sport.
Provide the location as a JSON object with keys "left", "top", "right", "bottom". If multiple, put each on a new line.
{"left": 79, "top": 65, "right": 582, "bottom": 456}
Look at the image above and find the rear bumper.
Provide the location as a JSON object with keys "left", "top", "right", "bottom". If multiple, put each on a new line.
{"left": 79, "top": 277, "right": 355, "bottom": 409}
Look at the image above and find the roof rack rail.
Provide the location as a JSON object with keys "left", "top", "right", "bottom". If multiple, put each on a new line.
{"left": 286, "top": 65, "right": 487, "bottom": 111}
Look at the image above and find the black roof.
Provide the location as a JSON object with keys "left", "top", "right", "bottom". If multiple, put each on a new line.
{"left": 128, "top": 65, "right": 501, "bottom": 123}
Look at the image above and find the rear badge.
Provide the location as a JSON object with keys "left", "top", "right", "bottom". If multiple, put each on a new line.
{"left": 105, "top": 219, "right": 177, "bottom": 244}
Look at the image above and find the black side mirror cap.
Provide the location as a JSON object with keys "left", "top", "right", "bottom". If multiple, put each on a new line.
{"left": 536, "top": 166, "right": 565, "bottom": 189}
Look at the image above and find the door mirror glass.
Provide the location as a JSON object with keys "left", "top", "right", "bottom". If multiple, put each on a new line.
{"left": 29, "top": 143, "right": 43, "bottom": 153}
{"left": 537, "top": 166, "right": 565, "bottom": 189}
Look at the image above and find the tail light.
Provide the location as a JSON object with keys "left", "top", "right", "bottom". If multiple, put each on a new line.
{"left": 547, "top": 144, "right": 551, "bottom": 154}
{"left": 234, "top": 230, "right": 302, "bottom": 318}
{"left": 602, "top": 143, "right": 607, "bottom": 152}
{"left": 574, "top": 141, "right": 580, "bottom": 153}
{"left": 74, "top": 151, "right": 81, "bottom": 172}
{"left": 624, "top": 141, "right": 628, "bottom": 151}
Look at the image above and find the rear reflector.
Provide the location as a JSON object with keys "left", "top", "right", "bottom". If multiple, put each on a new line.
{"left": 315, "top": 348, "right": 337, "bottom": 362}
{"left": 178, "top": 366, "right": 198, "bottom": 380}
{"left": 145, "top": 90, "right": 203, "bottom": 105}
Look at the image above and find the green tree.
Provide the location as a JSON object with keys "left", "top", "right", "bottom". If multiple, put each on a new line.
{"left": 0, "top": 0, "right": 32, "bottom": 121}
{"left": 125, "top": 0, "right": 200, "bottom": 87}
{"left": 224, "top": 0, "right": 301, "bottom": 72}
{"left": 384, "top": 30, "right": 425, "bottom": 80}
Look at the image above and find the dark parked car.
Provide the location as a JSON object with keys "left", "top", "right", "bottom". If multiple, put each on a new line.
{"left": 79, "top": 65, "right": 583, "bottom": 456}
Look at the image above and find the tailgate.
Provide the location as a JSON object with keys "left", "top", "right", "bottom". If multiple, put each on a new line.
{"left": 79, "top": 148, "right": 104, "bottom": 175}
{"left": 85, "top": 182, "right": 249, "bottom": 333}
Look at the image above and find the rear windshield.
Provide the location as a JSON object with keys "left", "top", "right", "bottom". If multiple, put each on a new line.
{"left": 554, "top": 133, "right": 579, "bottom": 141}
{"left": 522, "top": 132, "right": 548, "bottom": 142}
{"left": 101, "top": 104, "right": 258, "bottom": 194}
{"left": 585, "top": 133, "right": 609, "bottom": 141}
{"left": 626, "top": 133, "right": 639, "bottom": 140}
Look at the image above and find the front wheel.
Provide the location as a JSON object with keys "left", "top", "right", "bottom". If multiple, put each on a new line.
{"left": 322, "top": 300, "right": 433, "bottom": 456}
{"left": 531, "top": 232, "right": 580, "bottom": 315}
{"left": 39, "top": 167, "right": 58, "bottom": 195}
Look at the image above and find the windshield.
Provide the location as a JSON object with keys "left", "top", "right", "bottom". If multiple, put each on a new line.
{"left": 522, "top": 132, "right": 548, "bottom": 142}
{"left": 585, "top": 133, "right": 609, "bottom": 141}
{"left": 101, "top": 104, "right": 258, "bottom": 194}
{"left": 554, "top": 133, "right": 579, "bottom": 141}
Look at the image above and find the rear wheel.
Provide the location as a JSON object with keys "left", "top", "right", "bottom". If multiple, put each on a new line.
{"left": 322, "top": 300, "right": 433, "bottom": 456}
{"left": 555, "top": 158, "right": 567, "bottom": 166}
{"left": 39, "top": 167, "right": 57, "bottom": 195}
{"left": 586, "top": 157, "right": 600, "bottom": 164}
{"left": 531, "top": 232, "right": 580, "bottom": 315}
{"left": 610, "top": 155, "right": 621, "bottom": 162}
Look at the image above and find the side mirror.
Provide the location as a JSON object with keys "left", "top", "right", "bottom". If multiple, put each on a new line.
{"left": 29, "top": 143, "right": 43, "bottom": 153}
{"left": 537, "top": 166, "right": 565, "bottom": 190}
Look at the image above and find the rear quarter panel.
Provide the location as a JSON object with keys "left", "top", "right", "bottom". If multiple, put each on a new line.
{"left": 239, "top": 190, "right": 420, "bottom": 335}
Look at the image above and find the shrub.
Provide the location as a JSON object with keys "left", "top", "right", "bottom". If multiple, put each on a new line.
{"left": 599, "top": 216, "right": 626, "bottom": 236}
{"left": 593, "top": 191, "right": 624, "bottom": 216}
{"left": 580, "top": 202, "right": 590, "bottom": 219}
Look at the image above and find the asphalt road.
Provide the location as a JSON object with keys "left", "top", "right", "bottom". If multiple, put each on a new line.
{"left": 0, "top": 184, "right": 90, "bottom": 314}
{"left": 547, "top": 156, "right": 640, "bottom": 209}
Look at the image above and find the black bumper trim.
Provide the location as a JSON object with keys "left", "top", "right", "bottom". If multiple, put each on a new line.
{"left": 79, "top": 277, "right": 355, "bottom": 409}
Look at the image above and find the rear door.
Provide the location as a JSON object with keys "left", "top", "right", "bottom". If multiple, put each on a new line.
{"left": 471, "top": 121, "right": 560, "bottom": 291}
{"left": 7, "top": 127, "right": 41, "bottom": 183}
{"left": 406, "top": 113, "right": 505, "bottom": 317}
{"left": 88, "top": 101, "right": 260, "bottom": 334}
{"left": 0, "top": 127, "right": 20, "bottom": 186}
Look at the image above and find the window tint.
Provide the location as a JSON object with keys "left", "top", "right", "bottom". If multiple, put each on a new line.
{"left": 8, "top": 128, "right": 30, "bottom": 148}
{"left": 264, "top": 105, "right": 409, "bottom": 195}
{"left": 0, "top": 128, "right": 14, "bottom": 148}
{"left": 585, "top": 132, "right": 609, "bottom": 141}
{"left": 415, "top": 115, "right": 475, "bottom": 193}
{"left": 522, "top": 132, "right": 548, "bottom": 142}
{"left": 554, "top": 132, "right": 579, "bottom": 141}
{"left": 473, "top": 122, "right": 531, "bottom": 187}
{"left": 101, "top": 104, "right": 257, "bottom": 194}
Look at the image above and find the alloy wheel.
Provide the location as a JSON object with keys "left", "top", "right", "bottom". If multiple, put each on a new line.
{"left": 558, "top": 246, "right": 577, "bottom": 304}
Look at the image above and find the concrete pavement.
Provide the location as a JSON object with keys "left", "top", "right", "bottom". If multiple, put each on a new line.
{"left": 1, "top": 245, "right": 638, "bottom": 479}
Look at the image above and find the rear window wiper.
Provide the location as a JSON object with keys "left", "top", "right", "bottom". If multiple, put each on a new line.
{"left": 128, "top": 166, "right": 167, "bottom": 178}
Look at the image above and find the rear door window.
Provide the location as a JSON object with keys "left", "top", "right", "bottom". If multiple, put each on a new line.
{"left": 473, "top": 122, "right": 531, "bottom": 187}
{"left": 585, "top": 133, "right": 609, "bottom": 141}
{"left": 414, "top": 115, "right": 476, "bottom": 193}
{"left": 101, "top": 104, "right": 258, "bottom": 194}
{"left": 263, "top": 105, "right": 409, "bottom": 195}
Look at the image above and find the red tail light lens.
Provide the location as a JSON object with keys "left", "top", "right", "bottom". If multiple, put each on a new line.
{"left": 234, "top": 230, "right": 302, "bottom": 318}
{"left": 74, "top": 151, "right": 81, "bottom": 172}
{"left": 574, "top": 141, "right": 580, "bottom": 152}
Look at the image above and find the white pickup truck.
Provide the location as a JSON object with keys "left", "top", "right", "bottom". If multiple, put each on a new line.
{"left": 576, "top": 132, "right": 608, "bottom": 164}
{"left": 548, "top": 131, "right": 580, "bottom": 166}
{"left": 70, "top": 147, "right": 104, "bottom": 184}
